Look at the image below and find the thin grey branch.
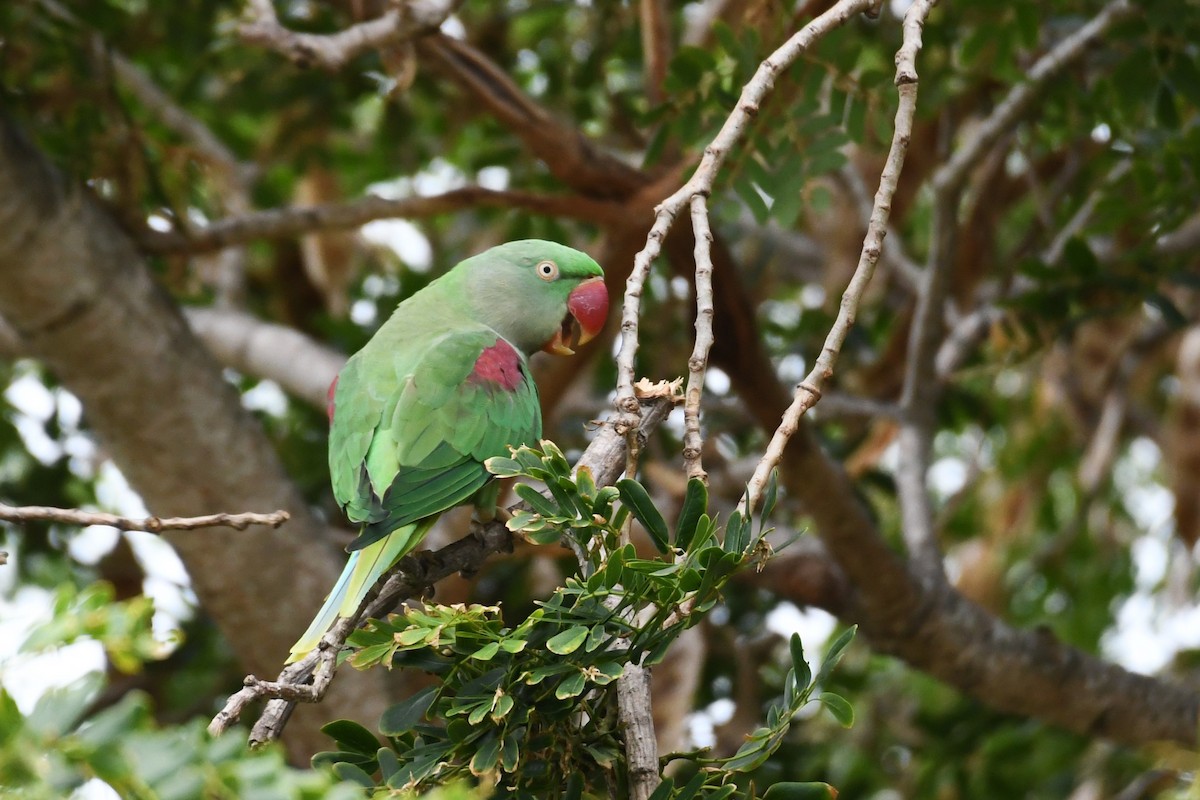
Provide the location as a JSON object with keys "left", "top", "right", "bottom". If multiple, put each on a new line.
{"left": 742, "top": 0, "right": 939, "bottom": 514}
{"left": 0, "top": 503, "right": 289, "bottom": 533}
{"left": 239, "top": 0, "right": 457, "bottom": 71}
{"left": 139, "top": 187, "right": 624, "bottom": 254}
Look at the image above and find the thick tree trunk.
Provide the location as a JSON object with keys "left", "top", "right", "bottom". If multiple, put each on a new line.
{"left": 0, "top": 117, "right": 390, "bottom": 760}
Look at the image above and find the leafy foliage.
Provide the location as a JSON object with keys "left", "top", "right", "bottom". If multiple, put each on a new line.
{"left": 317, "top": 444, "right": 851, "bottom": 797}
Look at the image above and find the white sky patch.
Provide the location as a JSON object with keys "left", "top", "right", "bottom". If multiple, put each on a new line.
{"left": 360, "top": 220, "right": 434, "bottom": 273}
{"left": 439, "top": 14, "right": 466, "bottom": 39}
{"left": 0, "top": 583, "right": 107, "bottom": 714}
{"left": 476, "top": 165, "right": 511, "bottom": 191}
{"left": 669, "top": 275, "right": 690, "bottom": 300}
{"left": 146, "top": 213, "right": 173, "bottom": 232}
{"left": 800, "top": 284, "right": 826, "bottom": 309}
{"left": 1091, "top": 123, "right": 1112, "bottom": 144}
{"left": 765, "top": 601, "right": 839, "bottom": 682}
{"left": 704, "top": 368, "right": 731, "bottom": 396}
{"left": 241, "top": 379, "right": 290, "bottom": 418}
{"left": 664, "top": 406, "right": 687, "bottom": 440}
{"left": 350, "top": 299, "right": 378, "bottom": 327}
{"left": 71, "top": 779, "right": 121, "bottom": 800}
{"left": 928, "top": 456, "right": 967, "bottom": 499}
{"left": 764, "top": 300, "right": 801, "bottom": 329}
{"left": 776, "top": 354, "right": 806, "bottom": 384}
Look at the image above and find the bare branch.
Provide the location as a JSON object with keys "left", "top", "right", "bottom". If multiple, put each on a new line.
{"left": 184, "top": 308, "right": 345, "bottom": 410}
{"left": 615, "top": 0, "right": 878, "bottom": 431}
{"left": 683, "top": 196, "right": 716, "bottom": 481}
{"left": 139, "top": 187, "right": 625, "bottom": 254}
{"left": 239, "top": 0, "right": 457, "bottom": 71}
{"left": 0, "top": 503, "right": 288, "bottom": 533}
{"left": 741, "top": 0, "right": 939, "bottom": 515}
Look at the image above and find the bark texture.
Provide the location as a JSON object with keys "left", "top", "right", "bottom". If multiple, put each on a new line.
{"left": 0, "top": 117, "right": 390, "bottom": 760}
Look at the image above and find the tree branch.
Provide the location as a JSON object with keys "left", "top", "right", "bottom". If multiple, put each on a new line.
{"left": 614, "top": 0, "right": 879, "bottom": 435}
{"left": 139, "top": 187, "right": 625, "bottom": 254}
{"left": 239, "top": 0, "right": 457, "bottom": 71}
{"left": 0, "top": 503, "right": 288, "bottom": 533}
{"left": 741, "top": 0, "right": 938, "bottom": 515}
{"left": 0, "top": 115, "right": 390, "bottom": 760}
{"left": 682, "top": 196, "right": 716, "bottom": 481}
{"left": 895, "top": 0, "right": 1140, "bottom": 581}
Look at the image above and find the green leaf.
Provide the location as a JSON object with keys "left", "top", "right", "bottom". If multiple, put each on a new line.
{"left": 321, "top": 719, "right": 381, "bottom": 755}
{"left": 724, "top": 509, "right": 749, "bottom": 554}
{"left": 820, "top": 692, "right": 854, "bottom": 727}
{"left": 379, "top": 686, "right": 438, "bottom": 736}
{"left": 376, "top": 747, "right": 401, "bottom": 783}
{"left": 332, "top": 761, "right": 376, "bottom": 788}
{"left": 648, "top": 778, "right": 676, "bottom": 800}
{"left": 789, "top": 633, "right": 812, "bottom": 689}
{"left": 555, "top": 671, "right": 587, "bottom": 699}
{"left": 816, "top": 625, "right": 857, "bottom": 686}
{"left": 484, "top": 456, "right": 523, "bottom": 478}
{"left": 491, "top": 692, "right": 514, "bottom": 721}
{"left": 515, "top": 482, "right": 560, "bottom": 518}
{"left": 546, "top": 625, "right": 590, "bottom": 655}
{"left": 469, "top": 732, "right": 501, "bottom": 776}
{"left": 675, "top": 478, "right": 708, "bottom": 550}
{"left": 472, "top": 641, "right": 501, "bottom": 661}
{"left": 617, "top": 479, "right": 670, "bottom": 553}
{"left": 762, "top": 470, "right": 779, "bottom": 521}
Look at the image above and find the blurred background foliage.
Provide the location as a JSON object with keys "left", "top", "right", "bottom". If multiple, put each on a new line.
{"left": 1, "top": 0, "right": 1199, "bottom": 797}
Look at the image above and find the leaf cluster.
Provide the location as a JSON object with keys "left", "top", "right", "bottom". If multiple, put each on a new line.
{"left": 316, "top": 444, "right": 850, "bottom": 798}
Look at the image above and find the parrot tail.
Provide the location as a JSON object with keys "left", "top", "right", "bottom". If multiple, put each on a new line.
{"left": 286, "top": 518, "right": 436, "bottom": 664}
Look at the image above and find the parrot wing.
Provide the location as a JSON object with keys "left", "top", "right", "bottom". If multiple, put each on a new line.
{"left": 334, "top": 326, "right": 541, "bottom": 553}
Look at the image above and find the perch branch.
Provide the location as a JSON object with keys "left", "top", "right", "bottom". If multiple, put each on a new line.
{"left": 0, "top": 503, "right": 288, "bottom": 533}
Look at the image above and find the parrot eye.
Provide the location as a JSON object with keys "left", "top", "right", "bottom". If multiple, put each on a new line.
{"left": 536, "top": 260, "right": 559, "bottom": 281}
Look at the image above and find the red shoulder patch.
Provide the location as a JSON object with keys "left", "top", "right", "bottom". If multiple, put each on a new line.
{"left": 326, "top": 375, "right": 338, "bottom": 422}
{"left": 470, "top": 339, "right": 524, "bottom": 391}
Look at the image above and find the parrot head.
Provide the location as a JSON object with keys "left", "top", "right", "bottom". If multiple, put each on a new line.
{"left": 459, "top": 239, "right": 608, "bottom": 356}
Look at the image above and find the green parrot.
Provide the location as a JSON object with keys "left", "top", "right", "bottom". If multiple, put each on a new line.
{"left": 288, "top": 240, "right": 608, "bottom": 663}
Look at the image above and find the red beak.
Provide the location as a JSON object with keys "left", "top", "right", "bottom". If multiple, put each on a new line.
{"left": 542, "top": 277, "right": 609, "bottom": 356}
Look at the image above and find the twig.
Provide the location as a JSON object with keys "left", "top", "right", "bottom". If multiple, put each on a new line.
{"left": 0, "top": 503, "right": 289, "bottom": 533}
{"left": 682, "top": 196, "right": 716, "bottom": 481}
{"left": 613, "top": 0, "right": 879, "bottom": 460}
{"left": 208, "top": 396, "right": 674, "bottom": 744}
{"left": 741, "top": 0, "right": 939, "bottom": 515}
{"left": 139, "top": 186, "right": 625, "bottom": 254}
{"left": 239, "top": 0, "right": 457, "bottom": 71}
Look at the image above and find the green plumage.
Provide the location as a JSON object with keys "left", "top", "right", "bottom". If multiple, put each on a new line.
{"left": 288, "top": 240, "right": 605, "bottom": 662}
